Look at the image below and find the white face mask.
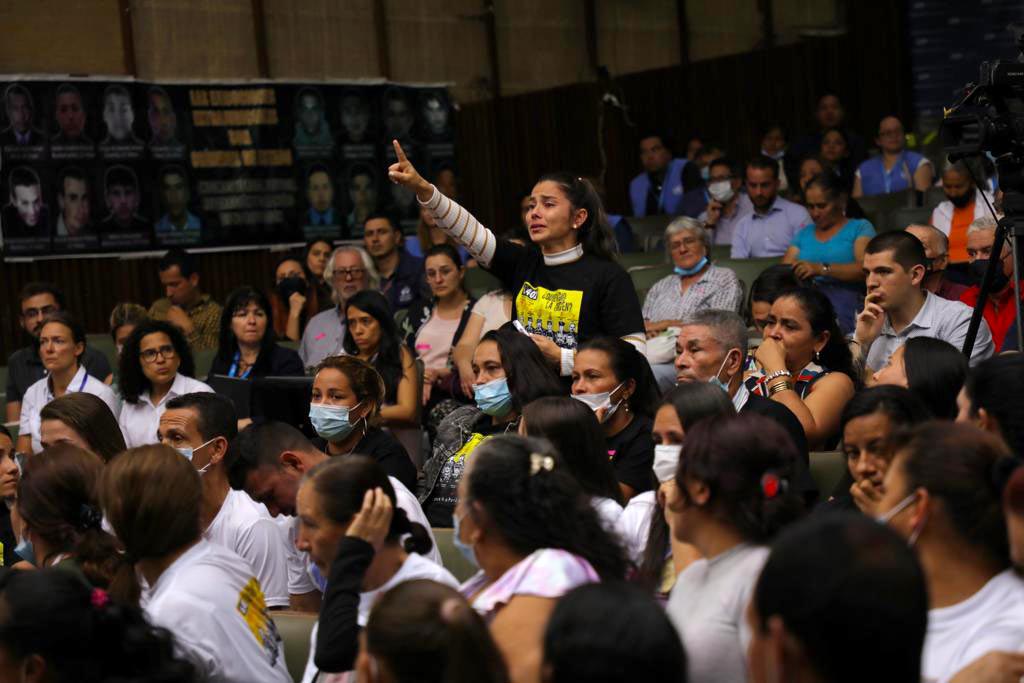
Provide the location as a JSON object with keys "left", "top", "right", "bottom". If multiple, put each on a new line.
{"left": 708, "top": 179, "right": 735, "bottom": 203}
{"left": 876, "top": 492, "right": 926, "bottom": 546}
{"left": 653, "top": 444, "right": 682, "bottom": 483}
{"left": 175, "top": 437, "right": 217, "bottom": 475}
{"left": 572, "top": 382, "right": 624, "bottom": 423}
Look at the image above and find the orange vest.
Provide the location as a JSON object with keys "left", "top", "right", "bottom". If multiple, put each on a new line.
{"left": 948, "top": 202, "right": 974, "bottom": 263}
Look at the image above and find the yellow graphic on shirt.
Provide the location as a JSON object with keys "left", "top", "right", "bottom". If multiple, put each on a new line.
{"left": 515, "top": 282, "right": 583, "bottom": 350}
{"left": 236, "top": 577, "right": 282, "bottom": 667}
{"left": 454, "top": 433, "right": 490, "bottom": 464}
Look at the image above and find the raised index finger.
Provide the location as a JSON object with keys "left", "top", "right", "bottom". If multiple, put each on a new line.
{"left": 392, "top": 139, "right": 408, "bottom": 163}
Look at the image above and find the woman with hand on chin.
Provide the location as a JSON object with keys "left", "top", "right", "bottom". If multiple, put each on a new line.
{"left": 309, "top": 355, "right": 417, "bottom": 490}
{"left": 17, "top": 313, "right": 119, "bottom": 454}
{"left": 747, "top": 287, "right": 857, "bottom": 449}
{"left": 388, "top": 140, "right": 645, "bottom": 377}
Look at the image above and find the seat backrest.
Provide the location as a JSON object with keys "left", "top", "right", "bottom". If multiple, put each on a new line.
{"left": 629, "top": 215, "right": 674, "bottom": 252}
{"left": 889, "top": 207, "right": 934, "bottom": 233}
{"left": 715, "top": 257, "right": 779, "bottom": 301}
{"left": 272, "top": 611, "right": 317, "bottom": 683}
{"left": 617, "top": 251, "right": 667, "bottom": 271}
{"left": 193, "top": 348, "right": 218, "bottom": 381}
{"left": 465, "top": 267, "right": 502, "bottom": 299}
{"left": 432, "top": 527, "right": 478, "bottom": 582}
{"left": 628, "top": 264, "right": 673, "bottom": 303}
{"left": 809, "top": 451, "right": 847, "bottom": 497}
{"left": 86, "top": 333, "right": 118, "bottom": 378}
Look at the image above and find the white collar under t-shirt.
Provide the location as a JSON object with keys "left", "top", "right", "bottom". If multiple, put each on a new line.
{"left": 118, "top": 373, "right": 213, "bottom": 448}
{"left": 19, "top": 365, "right": 121, "bottom": 454}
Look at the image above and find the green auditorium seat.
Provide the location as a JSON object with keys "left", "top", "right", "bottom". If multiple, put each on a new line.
{"left": 716, "top": 257, "right": 779, "bottom": 297}
{"left": 433, "top": 527, "right": 479, "bottom": 583}
{"left": 889, "top": 206, "right": 934, "bottom": 233}
{"left": 809, "top": 451, "right": 847, "bottom": 497}
{"left": 618, "top": 251, "right": 667, "bottom": 271}
{"left": 273, "top": 611, "right": 316, "bottom": 682}
{"left": 465, "top": 267, "right": 502, "bottom": 299}
{"left": 628, "top": 264, "right": 673, "bottom": 303}
{"left": 628, "top": 215, "right": 674, "bottom": 251}
{"left": 193, "top": 349, "right": 218, "bottom": 381}
{"left": 86, "top": 333, "right": 118, "bottom": 377}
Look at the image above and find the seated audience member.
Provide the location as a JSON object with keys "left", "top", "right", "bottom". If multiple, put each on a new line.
{"left": 309, "top": 355, "right": 417, "bottom": 489}
{"left": 6, "top": 282, "right": 112, "bottom": 424}
{"left": 455, "top": 435, "right": 628, "bottom": 683}
{"left": 876, "top": 422, "right": 1024, "bottom": 683}
{"left": 699, "top": 157, "right": 752, "bottom": 245}
{"left": 158, "top": 393, "right": 289, "bottom": 609}
{"left": 0, "top": 426, "right": 16, "bottom": 562}
{"left": 208, "top": 286, "right": 303, "bottom": 380}
{"left": 643, "top": 217, "right": 744, "bottom": 336}
{"left": 38, "top": 393, "right": 126, "bottom": 463}
{"left": 783, "top": 173, "right": 875, "bottom": 333}
{"left": 100, "top": 445, "right": 292, "bottom": 682}
{"left": 747, "top": 264, "right": 803, "bottom": 333}
{"left": 521, "top": 397, "right": 624, "bottom": 530}
{"left": 788, "top": 93, "right": 867, "bottom": 176}
{"left": 227, "top": 420, "right": 438, "bottom": 567}
{"left": 108, "top": 301, "right": 147, "bottom": 358}
{"left": 17, "top": 445, "right": 119, "bottom": 581}
{"left": 300, "top": 245, "right": 379, "bottom": 368}
{"left": 960, "top": 216, "right": 1023, "bottom": 352}
{"left": 297, "top": 458, "right": 456, "bottom": 680}
{"left": 0, "top": 569, "right": 197, "bottom": 683}
{"left": 344, "top": 290, "right": 419, "bottom": 426}
{"left": 118, "top": 319, "right": 213, "bottom": 448}
{"left": 364, "top": 213, "right": 424, "bottom": 311}
{"left": 665, "top": 414, "right": 804, "bottom": 683}
{"left": 626, "top": 383, "right": 735, "bottom": 598}
{"left": 832, "top": 386, "right": 930, "bottom": 513}
{"left": 749, "top": 513, "right": 928, "bottom": 683}
{"left": 674, "top": 310, "right": 808, "bottom": 456}
{"left": 793, "top": 156, "right": 826, "bottom": 204}
{"left": 818, "top": 128, "right": 856, "bottom": 192}
{"left": 269, "top": 255, "right": 323, "bottom": 342}
{"left": 572, "top": 337, "right": 661, "bottom": 501}
{"left": 759, "top": 123, "right": 792, "bottom": 193}
{"left": 905, "top": 223, "right": 969, "bottom": 301}
{"left": 871, "top": 337, "right": 966, "bottom": 420}
{"left": 854, "top": 116, "right": 934, "bottom": 198}
{"left": 421, "top": 325, "right": 563, "bottom": 527}
{"left": 357, "top": 579, "right": 508, "bottom": 683}
{"left": 17, "top": 313, "right": 119, "bottom": 455}
{"left": 931, "top": 161, "right": 994, "bottom": 263}
{"left": 957, "top": 353, "right": 1024, "bottom": 458}
{"left": 731, "top": 156, "right": 812, "bottom": 259}
{"left": 855, "top": 232, "right": 993, "bottom": 373}
{"left": 405, "top": 204, "right": 472, "bottom": 264}
{"left": 402, "top": 244, "right": 475, "bottom": 411}
{"left": 304, "top": 238, "right": 336, "bottom": 311}
{"left": 629, "top": 131, "right": 687, "bottom": 217}
{"left": 748, "top": 287, "right": 858, "bottom": 449}
{"left": 147, "top": 247, "right": 223, "bottom": 352}
{"left": 543, "top": 582, "right": 687, "bottom": 683}
{"left": 451, "top": 285, "right": 514, "bottom": 397}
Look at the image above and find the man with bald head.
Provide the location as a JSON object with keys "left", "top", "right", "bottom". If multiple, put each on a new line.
{"left": 905, "top": 223, "right": 968, "bottom": 301}
{"left": 931, "top": 161, "right": 993, "bottom": 263}
{"left": 853, "top": 116, "right": 934, "bottom": 198}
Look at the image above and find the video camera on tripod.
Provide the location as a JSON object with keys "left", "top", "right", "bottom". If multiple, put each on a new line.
{"left": 941, "top": 24, "right": 1024, "bottom": 355}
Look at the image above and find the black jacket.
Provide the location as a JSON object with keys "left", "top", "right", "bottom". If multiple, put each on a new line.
{"left": 207, "top": 344, "right": 304, "bottom": 380}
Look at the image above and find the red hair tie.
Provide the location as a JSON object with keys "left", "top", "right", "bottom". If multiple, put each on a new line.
{"left": 761, "top": 472, "right": 788, "bottom": 499}
{"left": 91, "top": 587, "right": 110, "bottom": 609}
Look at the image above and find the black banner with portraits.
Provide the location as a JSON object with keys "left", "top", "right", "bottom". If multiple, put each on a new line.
{"left": 0, "top": 78, "right": 455, "bottom": 257}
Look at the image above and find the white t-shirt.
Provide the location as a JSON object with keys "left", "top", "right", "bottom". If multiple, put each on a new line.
{"left": 300, "top": 551, "right": 458, "bottom": 683}
{"left": 470, "top": 290, "right": 512, "bottom": 337}
{"left": 118, "top": 373, "right": 213, "bottom": 448}
{"left": 591, "top": 496, "right": 624, "bottom": 540}
{"left": 275, "top": 515, "right": 319, "bottom": 596}
{"left": 923, "top": 569, "right": 1024, "bottom": 683}
{"left": 666, "top": 543, "right": 769, "bottom": 683}
{"left": 205, "top": 489, "right": 290, "bottom": 608}
{"left": 19, "top": 365, "right": 121, "bottom": 453}
{"left": 619, "top": 490, "right": 657, "bottom": 563}
{"left": 391, "top": 476, "right": 442, "bottom": 566}
{"left": 143, "top": 539, "right": 292, "bottom": 683}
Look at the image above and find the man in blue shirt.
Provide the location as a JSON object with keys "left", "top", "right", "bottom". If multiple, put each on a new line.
{"left": 629, "top": 131, "right": 687, "bottom": 217}
{"left": 853, "top": 116, "right": 934, "bottom": 198}
{"left": 364, "top": 213, "right": 424, "bottom": 311}
{"left": 730, "top": 156, "right": 812, "bottom": 258}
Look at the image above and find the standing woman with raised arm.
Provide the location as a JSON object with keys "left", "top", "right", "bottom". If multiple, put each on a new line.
{"left": 389, "top": 141, "right": 646, "bottom": 376}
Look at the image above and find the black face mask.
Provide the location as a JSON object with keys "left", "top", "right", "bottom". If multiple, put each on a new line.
{"left": 969, "top": 258, "right": 1010, "bottom": 292}
{"left": 949, "top": 192, "right": 974, "bottom": 209}
{"left": 276, "top": 276, "right": 307, "bottom": 301}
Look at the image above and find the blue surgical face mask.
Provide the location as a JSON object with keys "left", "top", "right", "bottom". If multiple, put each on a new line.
{"left": 15, "top": 536, "right": 35, "bottom": 566}
{"left": 474, "top": 377, "right": 513, "bottom": 417}
{"left": 674, "top": 256, "right": 708, "bottom": 278}
{"left": 175, "top": 437, "right": 217, "bottom": 475}
{"left": 452, "top": 509, "right": 479, "bottom": 569}
{"left": 309, "top": 402, "right": 363, "bottom": 441}
{"left": 709, "top": 351, "right": 735, "bottom": 393}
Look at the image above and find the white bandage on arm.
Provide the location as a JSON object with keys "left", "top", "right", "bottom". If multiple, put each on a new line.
{"left": 560, "top": 333, "right": 646, "bottom": 377}
{"left": 419, "top": 185, "right": 497, "bottom": 267}
{"left": 622, "top": 334, "right": 647, "bottom": 357}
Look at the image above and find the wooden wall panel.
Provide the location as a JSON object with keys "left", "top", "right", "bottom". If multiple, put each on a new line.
{"left": 263, "top": 0, "right": 380, "bottom": 81}
{"left": 596, "top": 0, "right": 680, "bottom": 77}
{"left": 493, "top": 0, "right": 590, "bottom": 96}
{"left": 0, "top": 0, "right": 127, "bottom": 76}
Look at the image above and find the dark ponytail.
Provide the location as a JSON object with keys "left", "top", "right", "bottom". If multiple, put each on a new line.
{"left": 535, "top": 172, "right": 617, "bottom": 260}
{"left": 391, "top": 505, "right": 434, "bottom": 556}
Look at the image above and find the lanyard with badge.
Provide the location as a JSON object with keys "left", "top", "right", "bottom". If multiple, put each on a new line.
{"left": 228, "top": 351, "right": 253, "bottom": 379}
{"left": 48, "top": 370, "right": 87, "bottom": 401}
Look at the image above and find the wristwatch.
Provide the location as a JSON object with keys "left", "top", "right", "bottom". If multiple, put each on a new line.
{"left": 821, "top": 263, "right": 832, "bottom": 275}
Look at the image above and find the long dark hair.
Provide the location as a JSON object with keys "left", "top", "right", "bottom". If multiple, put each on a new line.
{"left": 17, "top": 445, "right": 122, "bottom": 587}
{"left": 39, "top": 393, "right": 127, "bottom": 463}
{"left": 522, "top": 397, "right": 622, "bottom": 503}
{"left": 463, "top": 435, "right": 628, "bottom": 580}
{"left": 637, "top": 384, "right": 736, "bottom": 590}
{"left": 775, "top": 287, "right": 858, "bottom": 383}
{"left": 216, "top": 286, "right": 277, "bottom": 369}
{"left": 344, "top": 290, "right": 404, "bottom": 403}
{"left": 480, "top": 324, "right": 563, "bottom": 414}
{"left": 965, "top": 353, "right": 1024, "bottom": 457}
{"left": 534, "top": 173, "right": 617, "bottom": 260}
{"left": 902, "top": 337, "right": 967, "bottom": 420}
{"left": 366, "top": 580, "right": 508, "bottom": 683}
{"left": 118, "top": 319, "right": 196, "bottom": 404}
{"left": 303, "top": 455, "right": 432, "bottom": 555}
{"left": 0, "top": 569, "right": 197, "bottom": 683}
{"left": 576, "top": 337, "right": 661, "bottom": 419}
